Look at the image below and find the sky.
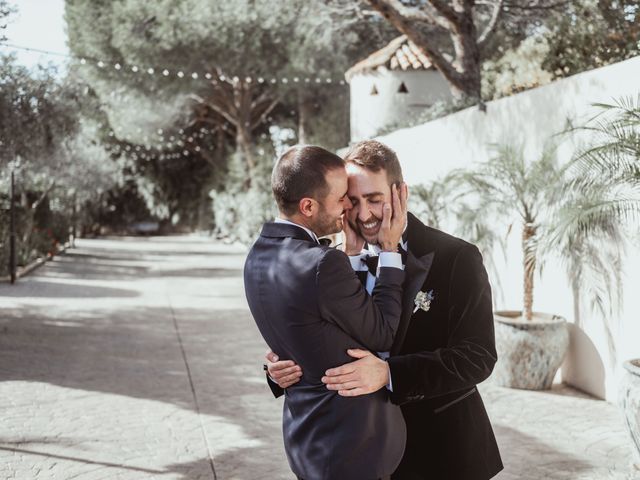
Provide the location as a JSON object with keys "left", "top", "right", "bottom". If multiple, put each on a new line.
{"left": 1, "top": 0, "right": 69, "bottom": 70}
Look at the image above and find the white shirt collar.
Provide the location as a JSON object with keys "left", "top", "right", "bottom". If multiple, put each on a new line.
{"left": 274, "top": 217, "right": 319, "bottom": 243}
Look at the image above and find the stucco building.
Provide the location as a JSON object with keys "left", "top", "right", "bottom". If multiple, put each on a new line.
{"left": 346, "top": 35, "right": 452, "bottom": 142}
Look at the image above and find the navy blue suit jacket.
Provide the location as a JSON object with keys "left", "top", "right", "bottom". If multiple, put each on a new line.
{"left": 244, "top": 221, "right": 407, "bottom": 480}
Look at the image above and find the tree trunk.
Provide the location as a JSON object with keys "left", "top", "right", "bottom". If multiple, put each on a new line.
{"left": 297, "top": 94, "right": 313, "bottom": 144}
{"left": 235, "top": 125, "right": 255, "bottom": 189}
{"left": 365, "top": 0, "right": 483, "bottom": 104}
{"left": 522, "top": 223, "right": 537, "bottom": 321}
{"left": 192, "top": 76, "right": 279, "bottom": 189}
{"left": 450, "top": 3, "right": 483, "bottom": 104}
{"left": 571, "top": 276, "right": 582, "bottom": 328}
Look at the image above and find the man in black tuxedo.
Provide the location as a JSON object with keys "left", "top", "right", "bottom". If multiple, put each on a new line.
{"left": 267, "top": 141, "right": 503, "bottom": 479}
{"left": 245, "top": 145, "right": 410, "bottom": 480}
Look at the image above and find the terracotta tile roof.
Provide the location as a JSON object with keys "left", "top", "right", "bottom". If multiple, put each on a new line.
{"left": 345, "top": 35, "right": 436, "bottom": 81}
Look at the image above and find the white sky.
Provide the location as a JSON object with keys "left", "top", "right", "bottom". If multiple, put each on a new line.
{"left": 2, "top": 0, "right": 68, "bottom": 70}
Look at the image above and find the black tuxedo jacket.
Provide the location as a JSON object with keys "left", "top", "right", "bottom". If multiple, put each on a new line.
{"left": 387, "top": 212, "right": 503, "bottom": 480}
{"left": 267, "top": 213, "right": 503, "bottom": 480}
{"left": 244, "top": 221, "right": 407, "bottom": 480}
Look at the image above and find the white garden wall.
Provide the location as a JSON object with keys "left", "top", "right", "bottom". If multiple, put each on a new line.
{"left": 374, "top": 56, "right": 640, "bottom": 401}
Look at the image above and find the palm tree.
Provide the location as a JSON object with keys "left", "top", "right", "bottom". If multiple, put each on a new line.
{"left": 560, "top": 96, "right": 640, "bottom": 235}
{"left": 409, "top": 174, "right": 505, "bottom": 304}
{"left": 547, "top": 178, "right": 625, "bottom": 365}
{"left": 458, "top": 143, "right": 566, "bottom": 321}
{"left": 545, "top": 96, "right": 639, "bottom": 363}
{"left": 408, "top": 174, "right": 460, "bottom": 231}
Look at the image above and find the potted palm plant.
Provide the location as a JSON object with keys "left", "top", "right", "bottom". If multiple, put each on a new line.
{"left": 461, "top": 143, "right": 572, "bottom": 390}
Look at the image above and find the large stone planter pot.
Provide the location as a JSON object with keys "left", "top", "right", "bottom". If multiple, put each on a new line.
{"left": 492, "top": 311, "right": 569, "bottom": 390}
{"left": 620, "top": 359, "right": 640, "bottom": 465}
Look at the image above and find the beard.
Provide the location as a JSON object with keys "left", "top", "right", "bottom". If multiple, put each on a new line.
{"left": 314, "top": 205, "right": 344, "bottom": 237}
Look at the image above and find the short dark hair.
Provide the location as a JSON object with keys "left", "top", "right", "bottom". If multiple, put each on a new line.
{"left": 272, "top": 145, "right": 345, "bottom": 216}
{"left": 343, "top": 140, "right": 403, "bottom": 185}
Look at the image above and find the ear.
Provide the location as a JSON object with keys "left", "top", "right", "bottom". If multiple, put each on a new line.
{"left": 298, "top": 197, "right": 316, "bottom": 218}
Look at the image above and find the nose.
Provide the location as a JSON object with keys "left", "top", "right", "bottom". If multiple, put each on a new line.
{"left": 358, "top": 204, "right": 370, "bottom": 222}
{"left": 343, "top": 196, "right": 353, "bottom": 210}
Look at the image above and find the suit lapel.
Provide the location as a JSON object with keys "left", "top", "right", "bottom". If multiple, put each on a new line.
{"left": 391, "top": 249, "right": 434, "bottom": 355}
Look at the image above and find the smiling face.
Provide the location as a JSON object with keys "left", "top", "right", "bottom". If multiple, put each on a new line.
{"left": 313, "top": 167, "right": 352, "bottom": 237}
{"left": 345, "top": 163, "right": 392, "bottom": 246}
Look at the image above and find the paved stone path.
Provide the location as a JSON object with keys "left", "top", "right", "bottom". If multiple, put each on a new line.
{"left": 0, "top": 237, "right": 637, "bottom": 480}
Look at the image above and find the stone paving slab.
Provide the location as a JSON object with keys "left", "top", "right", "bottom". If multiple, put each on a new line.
{"left": 0, "top": 237, "right": 638, "bottom": 480}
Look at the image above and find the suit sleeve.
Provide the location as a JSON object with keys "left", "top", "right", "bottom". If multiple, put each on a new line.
{"left": 266, "top": 374, "right": 284, "bottom": 398}
{"left": 317, "top": 248, "right": 405, "bottom": 352}
{"left": 388, "top": 244, "right": 497, "bottom": 404}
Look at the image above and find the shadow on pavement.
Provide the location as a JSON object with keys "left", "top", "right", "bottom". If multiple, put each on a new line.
{"left": 493, "top": 424, "right": 593, "bottom": 479}
{"left": 0, "top": 280, "right": 139, "bottom": 298}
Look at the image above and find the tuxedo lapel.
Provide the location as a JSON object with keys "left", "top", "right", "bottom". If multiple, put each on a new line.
{"left": 389, "top": 212, "right": 436, "bottom": 354}
{"left": 391, "top": 249, "right": 434, "bottom": 355}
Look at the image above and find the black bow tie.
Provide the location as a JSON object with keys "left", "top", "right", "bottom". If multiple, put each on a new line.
{"left": 318, "top": 238, "right": 332, "bottom": 246}
{"left": 363, "top": 245, "right": 407, "bottom": 276}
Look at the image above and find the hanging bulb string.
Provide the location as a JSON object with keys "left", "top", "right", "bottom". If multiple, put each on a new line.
{"left": 1, "top": 43, "right": 348, "bottom": 85}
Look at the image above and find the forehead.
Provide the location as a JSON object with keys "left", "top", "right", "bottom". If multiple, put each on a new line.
{"left": 324, "top": 166, "right": 348, "bottom": 192}
{"left": 346, "top": 164, "right": 389, "bottom": 194}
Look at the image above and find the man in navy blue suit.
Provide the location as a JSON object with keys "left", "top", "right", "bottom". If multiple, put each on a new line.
{"left": 245, "top": 145, "right": 409, "bottom": 480}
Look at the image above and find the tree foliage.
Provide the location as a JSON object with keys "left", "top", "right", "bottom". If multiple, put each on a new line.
{"left": 0, "top": 54, "right": 121, "bottom": 270}
{"left": 324, "top": 0, "right": 570, "bottom": 104}
{"left": 64, "top": 0, "right": 393, "bottom": 180}
{"left": 543, "top": 0, "right": 640, "bottom": 78}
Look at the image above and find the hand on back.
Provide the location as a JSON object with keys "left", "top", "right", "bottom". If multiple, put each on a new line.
{"left": 266, "top": 350, "right": 303, "bottom": 389}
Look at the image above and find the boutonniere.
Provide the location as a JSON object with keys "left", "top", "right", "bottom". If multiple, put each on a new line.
{"left": 413, "top": 289, "right": 434, "bottom": 313}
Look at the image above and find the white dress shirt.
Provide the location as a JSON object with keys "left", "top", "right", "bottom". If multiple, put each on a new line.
{"left": 274, "top": 217, "right": 320, "bottom": 243}
{"left": 348, "top": 234, "right": 408, "bottom": 392}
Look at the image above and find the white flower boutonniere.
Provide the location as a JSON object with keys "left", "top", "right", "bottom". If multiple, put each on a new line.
{"left": 413, "top": 289, "right": 434, "bottom": 313}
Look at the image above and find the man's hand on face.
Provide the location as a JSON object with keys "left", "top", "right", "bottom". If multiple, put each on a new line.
{"left": 377, "top": 182, "right": 408, "bottom": 252}
{"left": 266, "top": 350, "right": 303, "bottom": 389}
{"left": 321, "top": 349, "right": 390, "bottom": 397}
{"left": 342, "top": 213, "right": 365, "bottom": 256}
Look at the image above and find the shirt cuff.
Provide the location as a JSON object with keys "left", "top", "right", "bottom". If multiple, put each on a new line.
{"left": 378, "top": 251, "right": 403, "bottom": 270}
{"left": 349, "top": 253, "right": 368, "bottom": 271}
